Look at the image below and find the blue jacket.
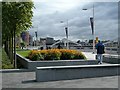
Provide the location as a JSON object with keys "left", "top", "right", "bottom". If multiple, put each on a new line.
{"left": 95, "top": 42, "right": 105, "bottom": 54}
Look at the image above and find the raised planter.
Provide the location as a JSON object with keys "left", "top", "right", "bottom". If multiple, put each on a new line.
{"left": 103, "top": 55, "right": 119, "bottom": 64}
{"left": 36, "top": 64, "right": 120, "bottom": 82}
{"left": 16, "top": 54, "right": 98, "bottom": 71}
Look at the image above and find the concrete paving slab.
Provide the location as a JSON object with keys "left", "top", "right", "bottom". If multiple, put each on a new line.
{"left": 82, "top": 52, "right": 96, "bottom": 60}
{"left": 1, "top": 71, "right": 119, "bottom": 88}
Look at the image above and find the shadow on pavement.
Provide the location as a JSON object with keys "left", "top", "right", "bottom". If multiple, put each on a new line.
{"left": 22, "top": 80, "right": 36, "bottom": 84}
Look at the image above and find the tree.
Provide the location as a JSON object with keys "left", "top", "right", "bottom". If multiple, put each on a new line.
{"left": 2, "top": 1, "right": 34, "bottom": 68}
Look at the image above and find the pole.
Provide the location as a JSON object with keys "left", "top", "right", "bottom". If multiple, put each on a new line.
{"left": 35, "top": 31, "right": 38, "bottom": 46}
{"left": 93, "top": 4, "right": 95, "bottom": 54}
{"left": 61, "top": 20, "right": 69, "bottom": 49}
{"left": 66, "top": 19, "right": 69, "bottom": 49}
{"left": 82, "top": 4, "right": 95, "bottom": 53}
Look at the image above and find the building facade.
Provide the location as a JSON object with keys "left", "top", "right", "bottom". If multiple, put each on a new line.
{"left": 21, "top": 31, "right": 30, "bottom": 46}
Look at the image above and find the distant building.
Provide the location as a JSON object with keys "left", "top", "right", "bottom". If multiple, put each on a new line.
{"left": 33, "top": 40, "right": 40, "bottom": 46}
{"left": 77, "top": 40, "right": 92, "bottom": 47}
{"left": 40, "top": 38, "right": 46, "bottom": 46}
{"left": 21, "top": 31, "right": 29, "bottom": 46}
{"left": 51, "top": 38, "right": 81, "bottom": 49}
{"left": 29, "top": 35, "right": 33, "bottom": 46}
{"left": 38, "top": 37, "right": 55, "bottom": 49}
{"left": 46, "top": 37, "right": 55, "bottom": 45}
{"left": 40, "top": 37, "right": 55, "bottom": 45}
{"left": 104, "top": 41, "right": 118, "bottom": 47}
{"left": 21, "top": 32, "right": 26, "bottom": 41}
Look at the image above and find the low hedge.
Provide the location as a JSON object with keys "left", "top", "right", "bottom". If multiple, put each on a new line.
{"left": 27, "top": 49, "right": 86, "bottom": 61}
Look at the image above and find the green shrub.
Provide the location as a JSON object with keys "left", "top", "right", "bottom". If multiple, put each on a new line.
{"left": 2, "top": 63, "right": 13, "bottom": 69}
{"left": 2, "top": 49, "right": 14, "bottom": 69}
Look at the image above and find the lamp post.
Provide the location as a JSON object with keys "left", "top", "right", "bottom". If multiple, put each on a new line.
{"left": 93, "top": 4, "right": 95, "bottom": 54}
{"left": 66, "top": 19, "right": 69, "bottom": 49}
{"left": 82, "top": 4, "right": 95, "bottom": 54}
{"left": 35, "top": 31, "right": 38, "bottom": 46}
{"left": 60, "top": 20, "right": 69, "bottom": 49}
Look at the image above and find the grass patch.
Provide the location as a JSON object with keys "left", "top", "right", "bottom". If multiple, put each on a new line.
{"left": 17, "top": 50, "right": 30, "bottom": 57}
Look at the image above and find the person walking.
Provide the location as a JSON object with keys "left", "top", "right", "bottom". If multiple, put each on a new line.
{"left": 95, "top": 40, "right": 105, "bottom": 64}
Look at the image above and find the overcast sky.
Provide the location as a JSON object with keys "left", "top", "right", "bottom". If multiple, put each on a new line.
{"left": 29, "top": 0, "right": 118, "bottom": 41}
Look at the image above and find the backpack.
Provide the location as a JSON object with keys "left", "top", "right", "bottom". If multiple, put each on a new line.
{"left": 97, "top": 45, "right": 105, "bottom": 54}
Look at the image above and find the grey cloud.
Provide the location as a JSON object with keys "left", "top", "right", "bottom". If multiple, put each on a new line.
{"left": 95, "top": 2, "right": 118, "bottom": 20}
{"left": 29, "top": 2, "right": 118, "bottom": 41}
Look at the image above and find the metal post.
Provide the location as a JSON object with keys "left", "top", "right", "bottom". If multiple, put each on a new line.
{"left": 82, "top": 3, "right": 95, "bottom": 53}
{"left": 66, "top": 19, "right": 69, "bottom": 49}
{"left": 35, "top": 31, "right": 38, "bottom": 46}
{"left": 60, "top": 20, "right": 69, "bottom": 49}
{"left": 92, "top": 4, "right": 95, "bottom": 54}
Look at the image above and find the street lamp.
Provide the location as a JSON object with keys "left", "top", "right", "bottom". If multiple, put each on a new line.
{"left": 35, "top": 31, "right": 38, "bottom": 46}
{"left": 82, "top": 4, "right": 95, "bottom": 54}
{"left": 60, "top": 20, "right": 69, "bottom": 49}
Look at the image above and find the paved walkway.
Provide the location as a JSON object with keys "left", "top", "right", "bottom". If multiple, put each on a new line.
{"left": 82, "top": 52, "right": 118, "bottom": 60}
{"left": 82, "top": 52, "right": 96, "bottom": 60}
{"left": 1, "top": 70, "right": 119, "bottom": 88}
{"left": 1, "top": 51, "right": 119, "bottom": 88}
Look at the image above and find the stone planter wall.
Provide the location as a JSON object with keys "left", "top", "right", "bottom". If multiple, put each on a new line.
{"left": 103, "top": 55, "right": 119, "bottom": 64}
{"left": 16, "top": 54, "right": 98, "bottom": 71}
{"left": 36, "top": 64, "right": 120, "bottom": 82}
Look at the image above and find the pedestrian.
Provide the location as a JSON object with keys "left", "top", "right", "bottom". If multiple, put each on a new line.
{"left": 95, "top": 40, "right": 105, "bottom": 64}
